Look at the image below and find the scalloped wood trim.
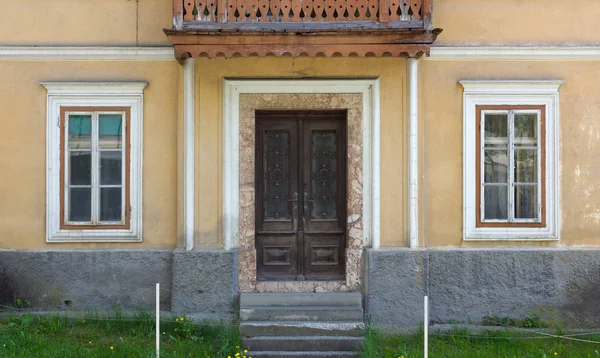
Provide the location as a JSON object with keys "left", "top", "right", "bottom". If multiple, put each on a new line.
{"left": 174, "top": 43, "right": 430, "bottom": 59}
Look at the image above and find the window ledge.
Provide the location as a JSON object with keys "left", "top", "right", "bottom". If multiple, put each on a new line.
{"left": 48, "top": 229, "right": 142, "bottom": 243}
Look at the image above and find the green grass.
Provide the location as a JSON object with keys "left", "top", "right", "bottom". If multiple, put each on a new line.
{"left": 362, "top": 326, "right": 600, "bottom": 358}
{"left": 0, "top": 312, "right": 244, "bottom": 358}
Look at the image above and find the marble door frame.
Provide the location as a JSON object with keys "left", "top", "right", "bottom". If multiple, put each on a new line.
{"left": 222, "top": 79, "right": 380, "bottom": 292}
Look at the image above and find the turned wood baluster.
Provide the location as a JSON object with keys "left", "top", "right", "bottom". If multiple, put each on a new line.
{"left": 410, "top": 0, "right": 421, "bottom": 20}
{"left": 227, "top": 0, "right": 238, "bottom": 21}
{"left": 247, "top": 0, "right": 258, "bottom": 21}
{"left": 367, "top": 0, "right": 378, "bottom": 21}
{"left": 302, "top": 0, "right": 314, "bottom": 21}
{"left": 312, "top": 0, "right": 326, "bottom": 20}
{"left": 183, "top": 0, "right": 195, "bottom": 20}
{"left": 280, "top": 0, "right": 293, "bottom": 20}
{"left": 217, "top": 0, "right": 226, "bottom": 22}
{"left": 398, "top": 0, "right": 409, "bottom": 20}
{"left": 290, "top": 0, "right": 303, "bottom": 21}
{"left": 335, "top": 0, "right": 346, "bottom": 21}
{"left": 324, "top": 0, "right": 335, "bottom": 20}
{"left": 257, "top": 0, "right": 270, "bottom": 20}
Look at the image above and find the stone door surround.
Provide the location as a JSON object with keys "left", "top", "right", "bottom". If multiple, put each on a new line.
{"left": 222, "top": 79, "right": 381, "bottom": 293}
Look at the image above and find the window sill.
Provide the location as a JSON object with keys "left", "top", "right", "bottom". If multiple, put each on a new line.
{"left": 464, "top": 236, "right": 559, "bottom": 242}
{"left": 47, "top": 230, "right": 142, "bottom": 243}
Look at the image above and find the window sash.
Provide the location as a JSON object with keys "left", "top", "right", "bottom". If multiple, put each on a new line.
{"left": 61, "top": 109, "right": 129, "bottom": 228}
{"left": 476, "top": 106, "right": 546, "bottom": 227}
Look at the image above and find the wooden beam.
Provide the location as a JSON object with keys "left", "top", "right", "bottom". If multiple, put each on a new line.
{"left": 422, "top": 0, "right": 433, "bottom": 31}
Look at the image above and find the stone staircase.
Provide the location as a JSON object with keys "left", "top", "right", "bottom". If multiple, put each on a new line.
{"left": 239, "top": 292, "right": 365, "bottom": 358}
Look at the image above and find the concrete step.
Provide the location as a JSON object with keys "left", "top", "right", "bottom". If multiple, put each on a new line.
{"left": 240, "top": 306, "right": 364, "bottom": 322}
{"left": 240, "top": 292, "right": 362, "bottom": 308}
{"left": 248, "top": 351, "right": 360, "bottom": 358}
{"left": 240, "top": 321, "right": 365, "bottom": 337}
{"left": 243, "top": 336, "right": 364, "bottom": 352}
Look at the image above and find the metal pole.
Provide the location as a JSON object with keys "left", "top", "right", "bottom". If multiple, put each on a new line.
{"left": 156, "top": 283, "right": 160, "bottom": 358}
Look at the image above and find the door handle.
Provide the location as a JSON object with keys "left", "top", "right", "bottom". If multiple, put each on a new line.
{"left": 288, "top": 192, "right": 298, "bottom": 232}
{"left": 303, "top": 192, "right": 314, "bottom": 219}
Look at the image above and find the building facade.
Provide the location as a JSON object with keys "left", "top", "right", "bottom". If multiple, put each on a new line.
{"left": 1, "top": 0, "right": 600, "bottom": 327}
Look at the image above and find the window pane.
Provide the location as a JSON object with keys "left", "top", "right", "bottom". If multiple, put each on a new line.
{"left": 515, "top": 184, "right": 538, "bottom": 219}
{"left": 514, "top": 113, "right": 537, "bottom": 147}
{"left": 312, "top": 131, "right": 337, "bottom": 220}
{"left": 263, "top": 130, "right": 291, "bottom": 220}
{"left": 100, "top": 188, "right": 122, "bottom": 222}
{"left": 484, "top": 185, "right": 508, "bottom": 220}
{"left": 484, "top": 113, "right": 508, "bottom": 147}
{"left": 100, "top": 151, "right": 122, "bottom": 185}
{"left": 69, "top": 151, "right": 91, "bottom": 185}
{"left": 69, "top": 188, "right": 91, "bottom": 222}
{"left": 515, "top": 149, "right": 537, "bottom": 183}
{"left": 99, "top": 114, "right": 123, "bottom": 149}
{"left": 68, "top": 115, "right": 92, "bottom": 149}
{"left": 484, "top": 149, "right": 508, "bottom": 183}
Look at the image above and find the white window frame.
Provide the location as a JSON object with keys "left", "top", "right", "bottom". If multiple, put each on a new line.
{"left": 43, "top": 82, "right": 147, "bottom": 242}
{"left": 460, "top": 80, "right": 562, "bottom": 241}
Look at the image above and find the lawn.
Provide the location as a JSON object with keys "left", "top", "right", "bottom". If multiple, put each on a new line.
{"left": 0, "top": 312, "right": 246, "bottom": 358}
{"left": 362, "top": 327, "right": 600, "bottom": 358}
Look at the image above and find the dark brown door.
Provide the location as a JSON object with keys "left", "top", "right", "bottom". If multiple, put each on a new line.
{"left": 256, "top": 110, "right": 347, "bottom": 281}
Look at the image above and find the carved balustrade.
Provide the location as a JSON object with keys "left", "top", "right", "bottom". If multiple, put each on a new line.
{"left": 174, "top": 0, "right": 432, "bottom": 28}
{"left": 167, "top": 0, "right": 439, "bottom": 59}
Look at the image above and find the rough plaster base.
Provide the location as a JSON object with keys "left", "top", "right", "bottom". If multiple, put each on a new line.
{"left": 171, "top": 249, "right": 237, "bottom": 317}
{"left": 367, "top": 248, "right": 600, "bottom": 328}
{"left": 0, "top": 250, "right": 173, "bottom": 310}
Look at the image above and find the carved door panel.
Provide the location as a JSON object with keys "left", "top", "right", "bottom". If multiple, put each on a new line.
{"left": 256, "top": 111, "right": 346, "bottom": 281}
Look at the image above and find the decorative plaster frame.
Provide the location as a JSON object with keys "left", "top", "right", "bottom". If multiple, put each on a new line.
{"left": 222, "top": 79, "right": 380, "bottom": 291}
{"left": 460, "top": 80, "right": 562, "bottom": 241}
{"left": 43, "top": 82, "right": 147, "bottom": 242}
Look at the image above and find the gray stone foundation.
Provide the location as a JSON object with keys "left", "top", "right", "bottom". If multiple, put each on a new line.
{"left": 0, "top": 249, "right": 173, "bottom": 310}
{"left": 3, "top": 247, "right": 600, "bottom": 328}
{"left": 0, "top": 248, "right": 238, "bottom": 317}
{"left": 366, "top": 248, "right": 600, "bottom": 328}
{"left": 171, "top": 248, "right": 238, "bottom": 318}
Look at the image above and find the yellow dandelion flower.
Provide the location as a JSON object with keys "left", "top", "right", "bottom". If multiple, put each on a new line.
{"left": 88, "top": 341, "right": 92, "bottom": 344}
{"left": 244, "top": 350, "right": 248, "bottom": 353}
{"left": 235, "top": 353, "right": 240, "bottom": 357}
{"left": 110, "top": 346, "right": 114, "bottom": 350}
{"left": 181, "top": 317, "right": 185, "bottom": 321}
{"left": 228, "top": 356, "right": 231, "bottom": 358}
{"left": 236, "top": 346, "right": 240, "bottom": 349}
{"left": 554, "top": 353, "right": 558, "bottom": 356}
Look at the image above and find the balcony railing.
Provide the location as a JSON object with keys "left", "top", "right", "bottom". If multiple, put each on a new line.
{"left": 173, "top": 0, "right": 432, "bottom": 29}
{"left": 167, "top": 0, "right": 438, "bottom": 59}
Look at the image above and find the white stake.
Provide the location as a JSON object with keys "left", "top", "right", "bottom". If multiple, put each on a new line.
{"left": 424, "top": 295, "right": 429, "bottom": 358}
{"left": 156, "top": 283, "right": 160, "bottom": 358}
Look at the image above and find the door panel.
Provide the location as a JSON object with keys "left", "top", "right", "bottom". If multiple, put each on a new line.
{"left": 256, "top": 111, "right": 346, "bottom": 281}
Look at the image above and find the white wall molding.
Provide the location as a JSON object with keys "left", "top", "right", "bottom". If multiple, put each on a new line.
{"left": 429, "top": 46, "right": 600, "bottom": 62}
{"left": 43, "top": 81, "right": 147, "bottom": 242}
{"left": 0, "top": 46, "right": 175, "bottom": 61}
{"left": 460, "top": 80, "right": 562, "bottom": 241}
{"left": 222, "top": 79, "right": 381, "bottom": 250}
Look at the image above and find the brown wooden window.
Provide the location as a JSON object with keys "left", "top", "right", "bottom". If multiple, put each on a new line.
{"left": 476, "top": 105, "right": 546, "bottom": 228}
{"left": 60, "top": 107, "right": 130, "bottom": 229}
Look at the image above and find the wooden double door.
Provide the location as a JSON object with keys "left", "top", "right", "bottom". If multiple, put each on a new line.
{"left": 255, "top": 110, "right": 347, "bottom": 281}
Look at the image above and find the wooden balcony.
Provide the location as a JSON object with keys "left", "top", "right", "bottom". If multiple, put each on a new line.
{"left": 165, "top": 0, "right": 441, "bottom": 59}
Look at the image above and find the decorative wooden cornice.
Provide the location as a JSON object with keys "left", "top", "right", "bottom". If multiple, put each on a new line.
{"left": 166, "top": 0, "right": 440, "bottom": 59}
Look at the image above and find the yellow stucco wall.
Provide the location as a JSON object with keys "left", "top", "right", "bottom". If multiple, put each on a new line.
{"left": 0, "top": 0, "right": 171, "bottom": 46}
{"left": 194, "top": 58, "right": 408, "bottom": 248}
{"left": 434, "top": 0, "right": 600, "bottom": 45}
{"left": 2, "top": 0, "right": 599, "bottom": 46}
{"left": 421, "top": 60, "right": 600, "bottom": 247}
{"left": 0, "top": 61, "right": 180, "bottom": 249}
